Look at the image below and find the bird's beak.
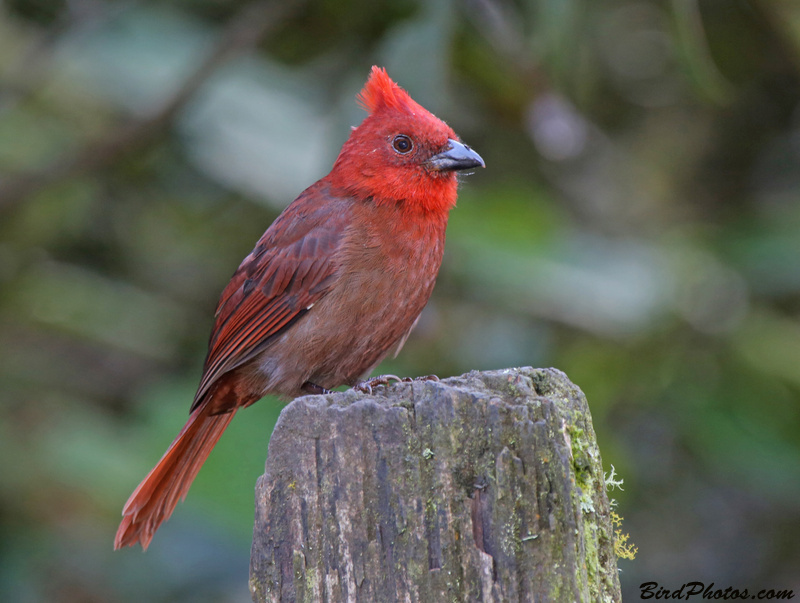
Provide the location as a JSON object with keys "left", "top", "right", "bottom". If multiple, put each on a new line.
{"left": 427, "top": 139, "right": 485, "bottom": 172}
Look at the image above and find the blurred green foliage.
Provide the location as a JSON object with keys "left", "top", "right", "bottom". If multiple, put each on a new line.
{"left": 1, "top": 0, "right": 799, "bottom": 600}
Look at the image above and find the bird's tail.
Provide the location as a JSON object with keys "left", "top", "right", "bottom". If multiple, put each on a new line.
{"left": 114, "top": 406, "right": 237, "bottom": 550}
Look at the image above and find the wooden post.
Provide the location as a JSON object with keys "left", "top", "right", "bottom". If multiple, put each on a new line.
{"left": 249, "top": 367, "right": 621, "bottom": 602}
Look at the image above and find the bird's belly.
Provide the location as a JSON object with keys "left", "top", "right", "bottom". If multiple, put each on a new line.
{"left": 253, "top": 253, "right": 438, "bottom": 397}
{"left": 247, "top": 208, "right": 447, "bottom": 398}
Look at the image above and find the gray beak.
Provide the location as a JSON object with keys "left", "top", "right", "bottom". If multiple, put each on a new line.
{"left": 428, "top": 138, "right": 485, "bottom": 172}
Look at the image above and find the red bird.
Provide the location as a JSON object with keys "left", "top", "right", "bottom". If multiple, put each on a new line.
{"left": 114, "top": 66, "right": 484, "bottom": 550}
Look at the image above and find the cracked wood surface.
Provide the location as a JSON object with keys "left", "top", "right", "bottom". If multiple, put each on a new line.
{"left": 249, "top": 367, "right": 621, "bottom": 602}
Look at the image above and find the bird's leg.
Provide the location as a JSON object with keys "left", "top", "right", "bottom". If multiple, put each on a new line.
{"left": 302, "top": 382, "right": 333, "bottom": 395}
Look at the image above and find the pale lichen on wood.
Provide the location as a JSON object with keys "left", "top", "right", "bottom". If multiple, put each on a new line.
{"left": 250, "top": 367, "right": 621, "bottom": 602}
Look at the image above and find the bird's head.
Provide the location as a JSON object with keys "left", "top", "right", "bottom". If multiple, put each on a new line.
{"left": 329, "top": 66, "right": 484, "bottom": 216}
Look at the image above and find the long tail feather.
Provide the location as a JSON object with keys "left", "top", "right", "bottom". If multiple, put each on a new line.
{"left": 114, "top": 406, "right": 237, "bottom": 550}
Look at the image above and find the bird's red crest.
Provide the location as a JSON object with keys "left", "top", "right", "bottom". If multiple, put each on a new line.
{"left": 357, "top": 66, "right": 423, "bottom": 116}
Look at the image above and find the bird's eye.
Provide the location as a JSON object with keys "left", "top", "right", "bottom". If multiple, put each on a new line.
{"left": 392, "top": 135, "right": 413, "bottom": 154}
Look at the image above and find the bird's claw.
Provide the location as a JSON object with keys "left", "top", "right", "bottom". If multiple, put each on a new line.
{"left": 354, "top": 382, "right": 372, "bottom": 395}
{"left": 354, "top": 373, "right": 439, "bottom": 394}
{"left": 354, "top": 374, "right": 404, "bottom": 394}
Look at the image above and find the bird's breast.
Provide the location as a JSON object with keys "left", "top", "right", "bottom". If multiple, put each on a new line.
{"left": 254, "top": 205, "right": 448, "bottom": 396}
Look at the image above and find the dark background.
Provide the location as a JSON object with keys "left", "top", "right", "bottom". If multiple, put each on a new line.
{"left": 1, "top": 0, "right": 799, "bottom": 600}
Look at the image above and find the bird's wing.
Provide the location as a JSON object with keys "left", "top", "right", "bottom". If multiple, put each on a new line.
{"left": 191, "top": 185, "right": 349, "bottom": 411}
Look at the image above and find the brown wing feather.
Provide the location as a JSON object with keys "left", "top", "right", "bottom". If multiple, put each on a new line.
{"left": 191, "top": 183, "right": 350, "bottom": 412}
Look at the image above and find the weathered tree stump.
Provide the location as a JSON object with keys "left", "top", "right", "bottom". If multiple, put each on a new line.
{"left": 250, "top": 367, "right": 621, "bottom": 602}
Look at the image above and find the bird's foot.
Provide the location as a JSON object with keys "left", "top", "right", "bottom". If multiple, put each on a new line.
{"left": 354, "top": 374, "right": 439, "bottom": 394}
{"left": 354, "top": 374, "right": 405, "bottom": 395}
{"left": 302, "top": 382, "right": 333, "bottom": 396}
